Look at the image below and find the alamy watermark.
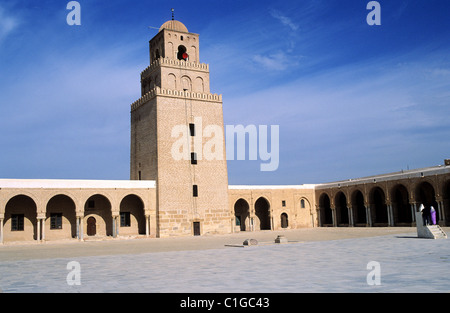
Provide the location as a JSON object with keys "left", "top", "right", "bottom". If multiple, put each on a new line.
{"left": 66, "top": 261, "right": 81, "bottom": 286}
{"left": 171, "top": 117, "right": 279, "bottom": 172}
{"left": 366, "top": 1, "right": 381, "bottom": 26}
{"left": 66, "top": 1, "right": 380, "bottom": 27}
{"left": 66, "top": 1, "right": 81, "bottom": 26}
{"left": 366, "top": 261, "right": 381, "bottom": 286}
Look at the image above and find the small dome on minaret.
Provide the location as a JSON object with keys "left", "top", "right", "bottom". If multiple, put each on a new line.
{"left": 159, "top": 20, "right": 188, "bottom": 33}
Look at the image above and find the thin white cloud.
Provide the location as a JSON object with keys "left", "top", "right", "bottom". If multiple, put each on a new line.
{"left": 252, "top": 51, "right": 298, "bottom": 71}
{"left": 0, "top": 6, "right": 19, "bottom": 43}
{"left": 270, "top": 9, "right": 299, "bottom": 32}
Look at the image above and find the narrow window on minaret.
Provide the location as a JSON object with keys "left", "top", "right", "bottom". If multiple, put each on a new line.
{"left": 193, "top": 185, "right": 198, "bottom": 197}
{"left": 189, "top": 123, "right": 195, "bottom": 136}
{"left": 191, "top": 152, "right": 197, "bottom": 165}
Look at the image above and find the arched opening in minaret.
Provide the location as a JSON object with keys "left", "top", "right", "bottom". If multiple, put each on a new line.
{"left": 177, "top": 45, "right": 187, "bottom": 60}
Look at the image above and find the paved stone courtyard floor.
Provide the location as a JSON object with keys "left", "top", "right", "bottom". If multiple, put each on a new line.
{"left": 0, "top": 227, "right": 449, "bottom": 293}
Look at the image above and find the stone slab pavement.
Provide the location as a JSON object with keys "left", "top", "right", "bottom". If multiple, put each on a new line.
{"left": 0, "top": 227, "right": 449, "bottom": 293}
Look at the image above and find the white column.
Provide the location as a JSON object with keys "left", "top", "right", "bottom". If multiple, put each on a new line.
{"left": 412, "top": 203, "right": 417, "bottom": 223}
{"left": 76, "top": 217, "right": 80, "bottom": 239}
{"left": 366, "top": 205, "right": 372, "bottom": 227}
{"left": 41, "top": 218, "right": 45, "bottom": 241}
{"left": 332, "top": 209, "right": 337, "bottom": 227}
{"left": 80, "top": 217, "right": 84, "bottom": 240}
{"left": 348, "top": 207, "right": 354, "bottom": 227}
{"left": 0, "top": 218, "right": 3, "bottom": 244}
{"left": 112, "top": 216, "right": 117, "bottom": 238}
{"left": 145, "top": 215, "right": 150, "bottom": 237}
{"left": 37, "top": 218, "right": 41, "bottom": 241}
{"left": 387, "top": 204, "right": 393, "bottom": 226}
{"left": 438, "top": 201, "right": 445, "bottom": 225}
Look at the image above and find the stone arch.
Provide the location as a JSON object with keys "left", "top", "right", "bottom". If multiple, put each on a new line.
{"left": 351, "top": 189, "right": 366, "bottom": 225}
{"left": 254, "top": 197, "right": 271, "bottom": 230}
{"left": 335, "top": 191, "right": 349, "bottom": 226}
{"left": 280, "top": 213, "right": 289, "bottom": 229}
{"left": 4, "top": 195, "right": 38, "bottom": 242}
{"left": 181, "top": 75, "right": 192, "bottom": 91}
{"left": 234, "top": 198, "right": 250, "bottom": 231}
{"left": 167, "top": 73, "right": 177, "bottom": 90}
{"left": 194, "top": 76, "right": 204, "bottom": 93}
{"left": 167, "top": 42, "right": 174, "bottom": 59}
{"left": 190, "top": 45, "right": 197, "bottom": 62}
{"left": 391, "top": 184, "right": 412, "bottom": 226}
{"left": 319, "top": 193, "right": 333, "bottom": 227}
{"left": 119, "top": 194, "right": 146, "bottom": 235}
{"left": 415, "top": 181, "right": 437, "bottom": 207}
{"left": 369, "top": 187, "right": 388, "bottom": 226}
{"left": 415, "top": 181, "right": 439, "bottom": 221}
{"left": 300, "top": 197, "right": 311, "bottom": 209}
{"left": 84, "top": 194, "right": 112, "bottom": 237}
{"left": 45, "top": 194, "right": 77, "bottom": 240}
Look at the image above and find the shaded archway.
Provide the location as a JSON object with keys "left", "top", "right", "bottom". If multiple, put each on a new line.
{"left": 255, "top": 197, "right": 271, "bottom": 230}
{"left": 370, "top": 187, "right": 388, "bottom": 226}
{"left": 4, "top": 195, "right": 37, "bottom": 242}
{"left": 319, "top": 193, "right": 333, "bottom": 227}
{"left": 281, "top": 213, "right": 289, "bottom": 229}
{"left": 84, "top": 194, "right": 112, "bottom": 237}
{"left": 46, "top": 195, "right": 77, "bottom": 240}
{"left": 351, "top": 190, "right": 367, "bottom": 226}
{"left": 415, "top": 181, "right": 439, "bottom": 222}
{"left": 234, "top": 199, "right": 250, "bottom": 231}
{"left": 391, "top": 184, "right": 412, "bottom": 226}
{"left": 120, "top": 194, "right": 145, "bottom": 235}
{"left": 335, "top": 192, "right": 349, "bottom": 226}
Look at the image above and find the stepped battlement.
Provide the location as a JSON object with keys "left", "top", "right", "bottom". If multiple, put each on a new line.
{"left": 141, "top": 58, "right": 209, "bottom": 79}
{"left": 131, "top": 86, "right": 222, "bottom": 111}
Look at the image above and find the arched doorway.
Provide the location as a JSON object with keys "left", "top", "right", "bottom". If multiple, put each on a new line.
{"left": 4, "top": 195, "right": 37, "bottom": 242}
{"left": 370, "top": 187, "right": 388, "bottom": 226}
{"left": 351, "top": 190, "right": 367, "bottom": 226}
{"left": 415, "top": 181, "right": 439, "bottom": 222}
{"left": 335, "top": 192, "right": 349, "bottom": 226}
{"left": 234, "top": 199, "right": 250, "bottom": 231}
{"left": 46, "top": 194, "right": 77, "bottom": 240}
{"left": 281, "top": 213, "right": 289, "bottom": 229}
{"left": 87, "top": 217, "right": 96, "bottom": 236}
{"left": 319, "top": 193, "right": 333, "bottom": 227}
{"left": 119, "top": 194, "right": 145, "bottom": 235}
{"left": 391, "top": 184, "right": 412, "bottom": 226}
{"left": 255, "top": 197, "right": 271, "bottom": 230}
{"left": 84, "top": 194, "right": 112, "bottom": 237}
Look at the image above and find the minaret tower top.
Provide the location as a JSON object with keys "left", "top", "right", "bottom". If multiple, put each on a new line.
{"left": 148, "top": 14, "right": 199, "bottom": 64}
{"left": 140, "top": 18, "right": 205, "bottom": 95}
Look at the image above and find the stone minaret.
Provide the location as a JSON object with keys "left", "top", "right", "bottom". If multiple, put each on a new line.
{"left": 130, "top": 19, "right": 230, "bottom": 237}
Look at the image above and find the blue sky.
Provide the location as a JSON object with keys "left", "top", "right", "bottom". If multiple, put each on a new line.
{"left": 1, "top": 0, "right": 449, "bottom": 184}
